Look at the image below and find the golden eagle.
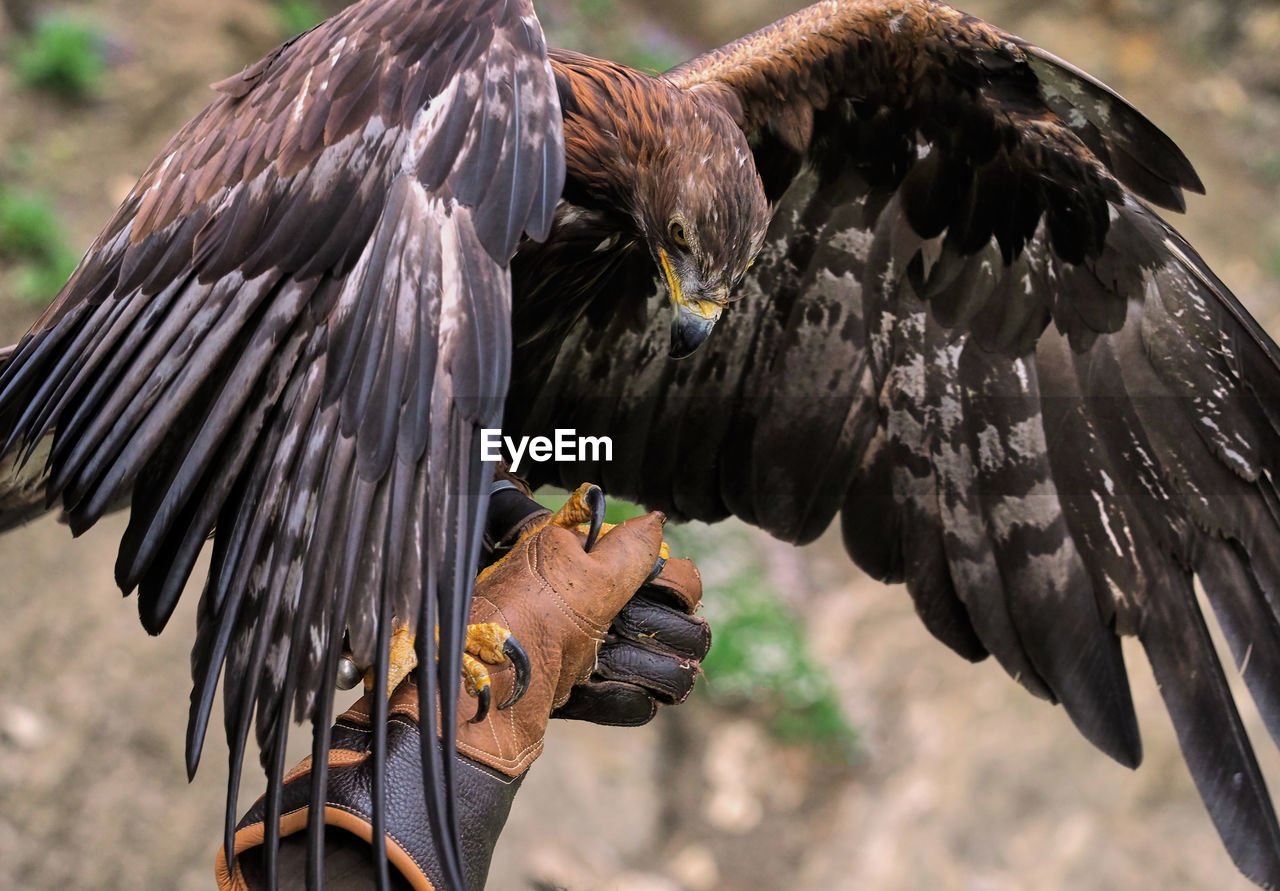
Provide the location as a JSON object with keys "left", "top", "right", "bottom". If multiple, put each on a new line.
{"left": 1, "top": 0, "right": 1278, "bottom": 886}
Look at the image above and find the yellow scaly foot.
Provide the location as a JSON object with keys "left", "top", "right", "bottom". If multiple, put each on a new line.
{"left": 337, "top": 620, "right": 530, "bottom": 724}
{"left": 460, "top": 622, "right": 530, "bottom": 723}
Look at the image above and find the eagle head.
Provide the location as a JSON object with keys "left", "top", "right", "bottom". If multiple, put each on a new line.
{"left": 634, "top": 101, "right": 770, "bottom": 358}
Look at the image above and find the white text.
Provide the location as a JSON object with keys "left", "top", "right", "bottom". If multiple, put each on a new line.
{"left": 480, "top": 429, "right": 613, "bottom": 473}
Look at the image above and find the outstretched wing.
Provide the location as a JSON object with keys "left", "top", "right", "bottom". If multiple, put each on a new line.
{"left": 0, "top": 0, "right": 563, "bottom": 884}
{"left": 506, "top": 1, "right": 1280, "bottom": 884}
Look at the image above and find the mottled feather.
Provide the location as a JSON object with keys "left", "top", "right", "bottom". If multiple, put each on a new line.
{"left": 506, "top": 2, "right": 1280, "bottom": 886}
{"left": 0, "top": 0, "right": 563, "bottom": 886}
{"left": 3, "top": 1, "right": 1280, "bottom": 888}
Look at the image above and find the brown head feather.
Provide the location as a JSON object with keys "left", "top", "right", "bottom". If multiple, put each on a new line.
{"left": 551, "top": 49, "right": 769, "bottom": 296}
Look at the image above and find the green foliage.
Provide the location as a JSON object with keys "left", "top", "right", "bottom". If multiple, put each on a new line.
{"left": 11, "top": 17, "right": 107, "bottom": 99}
{"left": 273, "top": 0, "right": 326, "bottom": 38}
{"left": 1256, "top": 150, "right": 1280, "bottom": 185}
{"left": 602, "top": 495, "right": 646, "bottom": 526}
{"left": 541, "top": 0, "right": 687, "bottom": 74}
{"left": 0, "top": 190, "right": 62, "bottom": 259}
{"left": 524, "top": 489, "right": 857, "bottom": 755}
{"left": 0, "top": 188, "right": 78, "bottom": 305}
{"left": 573, "top": 0, "right": 616, "bottom": 21}
{"left": 533, "top": 487, "right": 645, "bottom": 525}
{"left": 666, "top": 521, "right": 859, "bottom": 759}
{"left": 697, "top": 565, "right": 854, "bottom": 750}
{"left": 1268, "top": 219, "right": 1280, "bottom": 282}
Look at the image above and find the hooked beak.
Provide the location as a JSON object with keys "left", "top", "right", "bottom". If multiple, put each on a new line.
{"left": 660, "top": 249, "right": 725, "bottom": 359}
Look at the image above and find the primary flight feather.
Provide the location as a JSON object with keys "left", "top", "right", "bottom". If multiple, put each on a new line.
{"left": 2, "top": 0, "right": 1279, "bottom": 887}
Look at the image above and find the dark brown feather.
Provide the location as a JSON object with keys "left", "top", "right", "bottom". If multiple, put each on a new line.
{"left": 3, "top": 0, "right": 1280, "bottom": 887}
{"left": 505, "top": 3, "right": 1280, "bottom": 887}
{"left": 0, "top": 0, "right": 564, "bottom": 886}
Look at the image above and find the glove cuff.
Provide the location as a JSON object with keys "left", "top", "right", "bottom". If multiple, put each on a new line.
{"left": 215, "top": 801, "right": 435, "bottom": 891}
{"left": 216, "top": 683, "right": 522, "bottom": 891}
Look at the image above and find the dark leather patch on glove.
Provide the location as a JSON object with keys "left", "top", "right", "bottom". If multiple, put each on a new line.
{"left": 610, "top": 592, "right": 712, "bottom": 667}
{"left": 552, "top": 556, "right": 711, "bottom": 726}
{"left": 219, "top": 680, "right": 520, "bottom": 891}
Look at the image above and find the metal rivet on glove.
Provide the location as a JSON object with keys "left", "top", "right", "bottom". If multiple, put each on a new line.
{"left": 336, "top": 656, "right": 363, "bottom": 691}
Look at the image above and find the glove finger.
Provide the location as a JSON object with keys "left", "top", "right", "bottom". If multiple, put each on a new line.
{"left": 613, "top": 595, "right": 712, "bottom": 661}
{"left": 596, "top": 638, "right": 701, "bottom": 704}
{"left": 573, "top": 511, "right": 666, "bottom": 620}
{"left": 550, "top": 680, "right": 659, "bottom": 726}
{"left": 642, "top": 556, "right": 702, "bottom": 613}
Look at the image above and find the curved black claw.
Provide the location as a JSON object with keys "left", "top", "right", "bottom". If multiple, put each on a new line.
{"left": 498, "top": 635, "right": 531, "bottom": 710}
{"left": 582, "top": 485, "right": 606, "bottom": 552}
{"left": 644, "top": 554, "right": 667, "bottom": 585}
{"left": 469, "top": 685, "right": 491, "bottom": 724}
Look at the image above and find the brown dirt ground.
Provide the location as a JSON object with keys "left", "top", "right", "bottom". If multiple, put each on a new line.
{"left": 1, "top": 1, "right": 1280, "bottom": 889}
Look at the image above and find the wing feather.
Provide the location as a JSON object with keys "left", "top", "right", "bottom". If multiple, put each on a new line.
{"left": 507, "top": 1, "right": 1280, "bottom": 883}
{"left": 0, "top": 0, "right": 564, "bottom": 884}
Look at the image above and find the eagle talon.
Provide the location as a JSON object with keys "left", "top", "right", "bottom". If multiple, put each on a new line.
{"left": 561, "top": 483, "right": 669, "bottom": 580}
{"left": 645, "top": 554, "right": 667, "bottom": 584}
{"left": 470, "top": 685, "right": 491, "bottom": 724}
{"left": 547, "top": 482, "right": 606, "bottom": 534}
{"left": 463, "top": 623, "right": 529, "bottom": 716}
{"left": 582, "top": 485, "right": 606, "bottom": 552}
{"left": 498, "top": 635, "right": 531, "bottom": 710}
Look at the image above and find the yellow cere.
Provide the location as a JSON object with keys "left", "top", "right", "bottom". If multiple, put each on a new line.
{"left": 688, "top": 299, "right": 722, "bottom": 321}
{"left": 660, "top": 249, "right": 722, "bottom": 320}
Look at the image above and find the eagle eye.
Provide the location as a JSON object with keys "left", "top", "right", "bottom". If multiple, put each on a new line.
{"left": 669, "top": 220, "right": 688, "bottom": 248}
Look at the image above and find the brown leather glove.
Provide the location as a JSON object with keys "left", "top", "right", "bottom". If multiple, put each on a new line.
{"left": 218, "top": 508, "right": 677, "bottom": 890}
{"left": 551, "top": 555, "right": 709, "bottom": 726}
{"left": 483, "top": 482, "right": 710, "bottom": 728}
{"left": 455, "top": 509, "right": 669, "bottom": 774}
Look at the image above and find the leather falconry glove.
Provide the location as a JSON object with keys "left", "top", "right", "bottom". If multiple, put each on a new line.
{"left": 484, "top": 479, "right": 711, "bottom": 727}
{"left": 219, "top": 492, "right": 708, "bottom": 890}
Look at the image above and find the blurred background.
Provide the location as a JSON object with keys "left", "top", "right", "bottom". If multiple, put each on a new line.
{"left": 1, "top": 0, "right": 1280, "bottom": 888}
